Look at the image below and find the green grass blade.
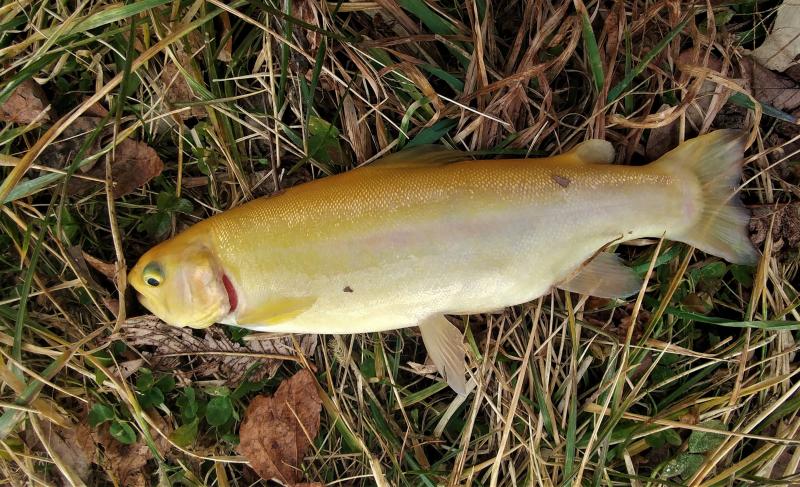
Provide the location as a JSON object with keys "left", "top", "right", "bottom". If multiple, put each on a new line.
{"left": 580, "top": 11, "right": 604, "bottom": 93}
{"left": 607, "top": 14, "right": 692, "bottom": 102}
{"left": 406, "top": 119, "right": 456, "bottom": 148}
{"left": 397, "top": 0, "right": 457, "bottom": 35}
{"left": 729, "top": 92, "right": 797, "bottom": 123}
{"left": 666, "top": 308, "right": 799, "bottom": 329}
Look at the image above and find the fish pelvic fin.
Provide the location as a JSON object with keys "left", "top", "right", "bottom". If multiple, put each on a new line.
{"left": 652, "top": 130, "right": 759, "bottom": 265}
{"left": 557, "top": 252, "right": 642, "bottom": 298}
{"left": 418, "top": 315, "right": 467, "bottom": 395}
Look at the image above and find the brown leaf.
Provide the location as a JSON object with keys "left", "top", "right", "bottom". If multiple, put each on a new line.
{"left": 0, "top": 79, "right": 51, "bottom": 124}
{"left": 341, "top": 96, "right": 371, "bottom": 164}
{"left": 742, "top": 57, "right": 800, "bottom": 114}
{"left": 749, "top": 1, "right": 800, "bottom": 72}
{"left": 64, "top": 138, "right": 164, "bottom": 198}
{"left": 108, "top": 139, "right": 165, "bottom": 197}
{"left": 94, "top": 427, "right": 147, "bottom": 486}
{"left": 292, "top": 0, "right": 321, "bottom": 50}
{"left": 750, "top": 203, "right": 800, "bottom": 254}
{"left": 25, "top": 421, "right": 96, "bottom": 485}
{"left": 39, "top": 117, "right": 105, "bottom": 172}
{"left": 81, "top": 251, "right": 117, "bottom": 281}
{"left": 118, "top": 315, "right": 317, "bottom": 385}
{"left": 647, "top": 49, "right": 731, "bottom": 159}
{"left": 644, "top": 104, "right": 680, "bottom": 160}
{"left": 38, "top": 116, "right": 164, "bottom": 197}
{"left": 161, "top": 53, "right": 207, "bottom": 120}
{"left": 93, "top": 412, "right": 172, "bottom": 487}
{"left": 238, "top": 369, "right": 322, "bottom": 484}
{"left": 65, "top": 246, "right": 108, "bottom": 295}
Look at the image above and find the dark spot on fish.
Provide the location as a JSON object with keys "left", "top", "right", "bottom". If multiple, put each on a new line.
{"left": 343, "top": 286, "right": 353, "bottom": 293}
{"left": 552, "top": 174, "right": 571, "bottom": 188}
{"left": 628, "top": 230, "right": 633, "bottom": 234}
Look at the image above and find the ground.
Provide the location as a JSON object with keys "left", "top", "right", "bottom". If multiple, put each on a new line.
{"left": 1, "top": 0, "right": 800, "bottom": 485}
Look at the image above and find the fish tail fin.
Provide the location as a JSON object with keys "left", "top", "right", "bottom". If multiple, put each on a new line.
{"left": 652, "top": 130, "right": 759, "bottom": 265}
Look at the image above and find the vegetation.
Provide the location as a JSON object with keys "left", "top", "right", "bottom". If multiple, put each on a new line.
{"left": 1, "top": 0, "right": 799, "bottom": 485}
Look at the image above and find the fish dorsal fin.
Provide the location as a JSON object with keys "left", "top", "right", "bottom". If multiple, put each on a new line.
{"left": 369, "top": 145, "right": 469, "bottom": 169}
{"left": 418, "top": 315, "right": 467, "bottom": 395}
{"left": 557, "top": 252, "right": 642, "bottom": 298}
{"left": 567, "top": 139, "right": 616, "bottom": 164}
{"left": 236, "top": 296, "right": 316, "bottom": 326}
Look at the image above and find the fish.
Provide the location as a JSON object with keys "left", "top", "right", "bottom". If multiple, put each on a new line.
{"left": 128, "top": 130, "right": 758, "bottom": 395}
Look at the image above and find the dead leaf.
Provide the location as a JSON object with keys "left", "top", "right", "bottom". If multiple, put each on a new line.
{"left": 0, "top": 79, "right": 51, "bottom": 124}
{"left": 25, "top": 420, "right": 96, "bottom": 485}
{"left": 38, "top": 116, "right": 164, "bottom": 197}
{"left": 102, "top": 297, "right": 120, "bottom": 318}
{"left": 106, "top": 139, "right": 164, "bottom": 197}
{"left": 83, "top": 100, "right": 109, "bottom": 117}
{"left": 645, "top": 104, "right": 681, "bottom": 160}
{"left": 647, "top": 49, "right": 732, "bottom": 159}
{"left": 292, "top": 0, "right": 321, "bottom": 50}
{"left": 741, "top": 57, "right": 800, "bottom": 114}
{"left": 39, "top": 116, "right": 105, "bottom": 172}
{"left": 750, "top": 203, "right": 800, "bottom": 254}
{"left": 238, "top": 369, "right": 322, "bottom": 485}
{"left": 341, "top": 96, "right": 371, "bottom": 164}
{"left": 118, "top": 315, "right": 317, "bottom": 385}
{"left": 81, "top": 251, "right": 117, "bottom": 281}
{"left": 94, "top": 431, "right": 147, "bottom": 487}
{"left": 217, "top": 12, "right": 233, "bottom": 62}
{"left": 93, "top": 412, "right": 172, "bottom": 487}
{"left": 756, "top": 421, "right": 800, "bottom": 480}
{"left": 67, "top": 138, "right": 164, "bottom": 198}
{"left": 65, "top": 246, "right": 108, "bottom": 295}
{"left": 750, "top": 1, "right": 800, "bottom": 72}
{"left": 161, "top": 52, "right": 207, "bottom": 120}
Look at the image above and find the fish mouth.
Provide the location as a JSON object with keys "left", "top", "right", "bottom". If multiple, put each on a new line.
{"left": 222, "top": 273, "right": 238, "bottom": 313}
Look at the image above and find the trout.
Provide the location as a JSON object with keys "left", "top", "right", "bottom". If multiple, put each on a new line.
{"left": 128, "top": 130, "right": 758, "bottom": 394}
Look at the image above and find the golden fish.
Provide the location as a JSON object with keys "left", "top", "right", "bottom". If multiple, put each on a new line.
{"left": 129, "top": 130, "right": 758, "bottom": 394}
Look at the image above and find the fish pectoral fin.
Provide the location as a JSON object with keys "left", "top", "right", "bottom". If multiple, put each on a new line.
{"left": 557, "top": 252, "right": 642, "bottom": 299}
{"left": 368, "top": 145, "right": 469, "bottom": 169}
{"left": 236, "top": 296, "right": 316, "bottom": 326}
{"left": 568, "top": 139, "right": 615, "bottom": 164}
{"left": 418, "top": 315, "right": 467, "bottom": 395}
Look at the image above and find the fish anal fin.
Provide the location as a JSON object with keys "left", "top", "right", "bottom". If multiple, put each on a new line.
{"left": 236, "top": 296, "right": 316, "bottom": 326}
{"left": 557, "top": 252, "right": 642, "bottom": 299}
{"left": 567, "top": 139, "right": 616, "bottom": 164}
{"left": 418, "top": 315, "right": 467, "bottom": 395}
{"left": 369, "top": 145, "right": 469, "bottom": 169}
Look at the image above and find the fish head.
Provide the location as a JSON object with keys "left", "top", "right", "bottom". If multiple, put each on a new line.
{"left": 128, "top": 236, "right": 234, "bottom": 328}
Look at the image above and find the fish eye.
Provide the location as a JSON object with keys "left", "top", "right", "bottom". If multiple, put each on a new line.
{"left": 142, "top": 262, "right": 164, "bottom": 287}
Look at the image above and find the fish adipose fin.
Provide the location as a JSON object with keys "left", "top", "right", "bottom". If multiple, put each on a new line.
{"left": 557, "top": 252, "right": 642, "bottom": 298}
{"left": 418, "top": 315, "right": 467, "bottom": 395}
{"left": 653, "top": 130, "right": 759, "bottom": 265}
{"left": 369, "top": 145, "right": 469, "bottom": 169}
{"left": 568, "top": 139, "right": 615, "bottom": 164}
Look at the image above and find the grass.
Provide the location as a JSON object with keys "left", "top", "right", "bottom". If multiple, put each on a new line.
{"left": 1, "top": 0, "right": 800, "bottom": 485}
